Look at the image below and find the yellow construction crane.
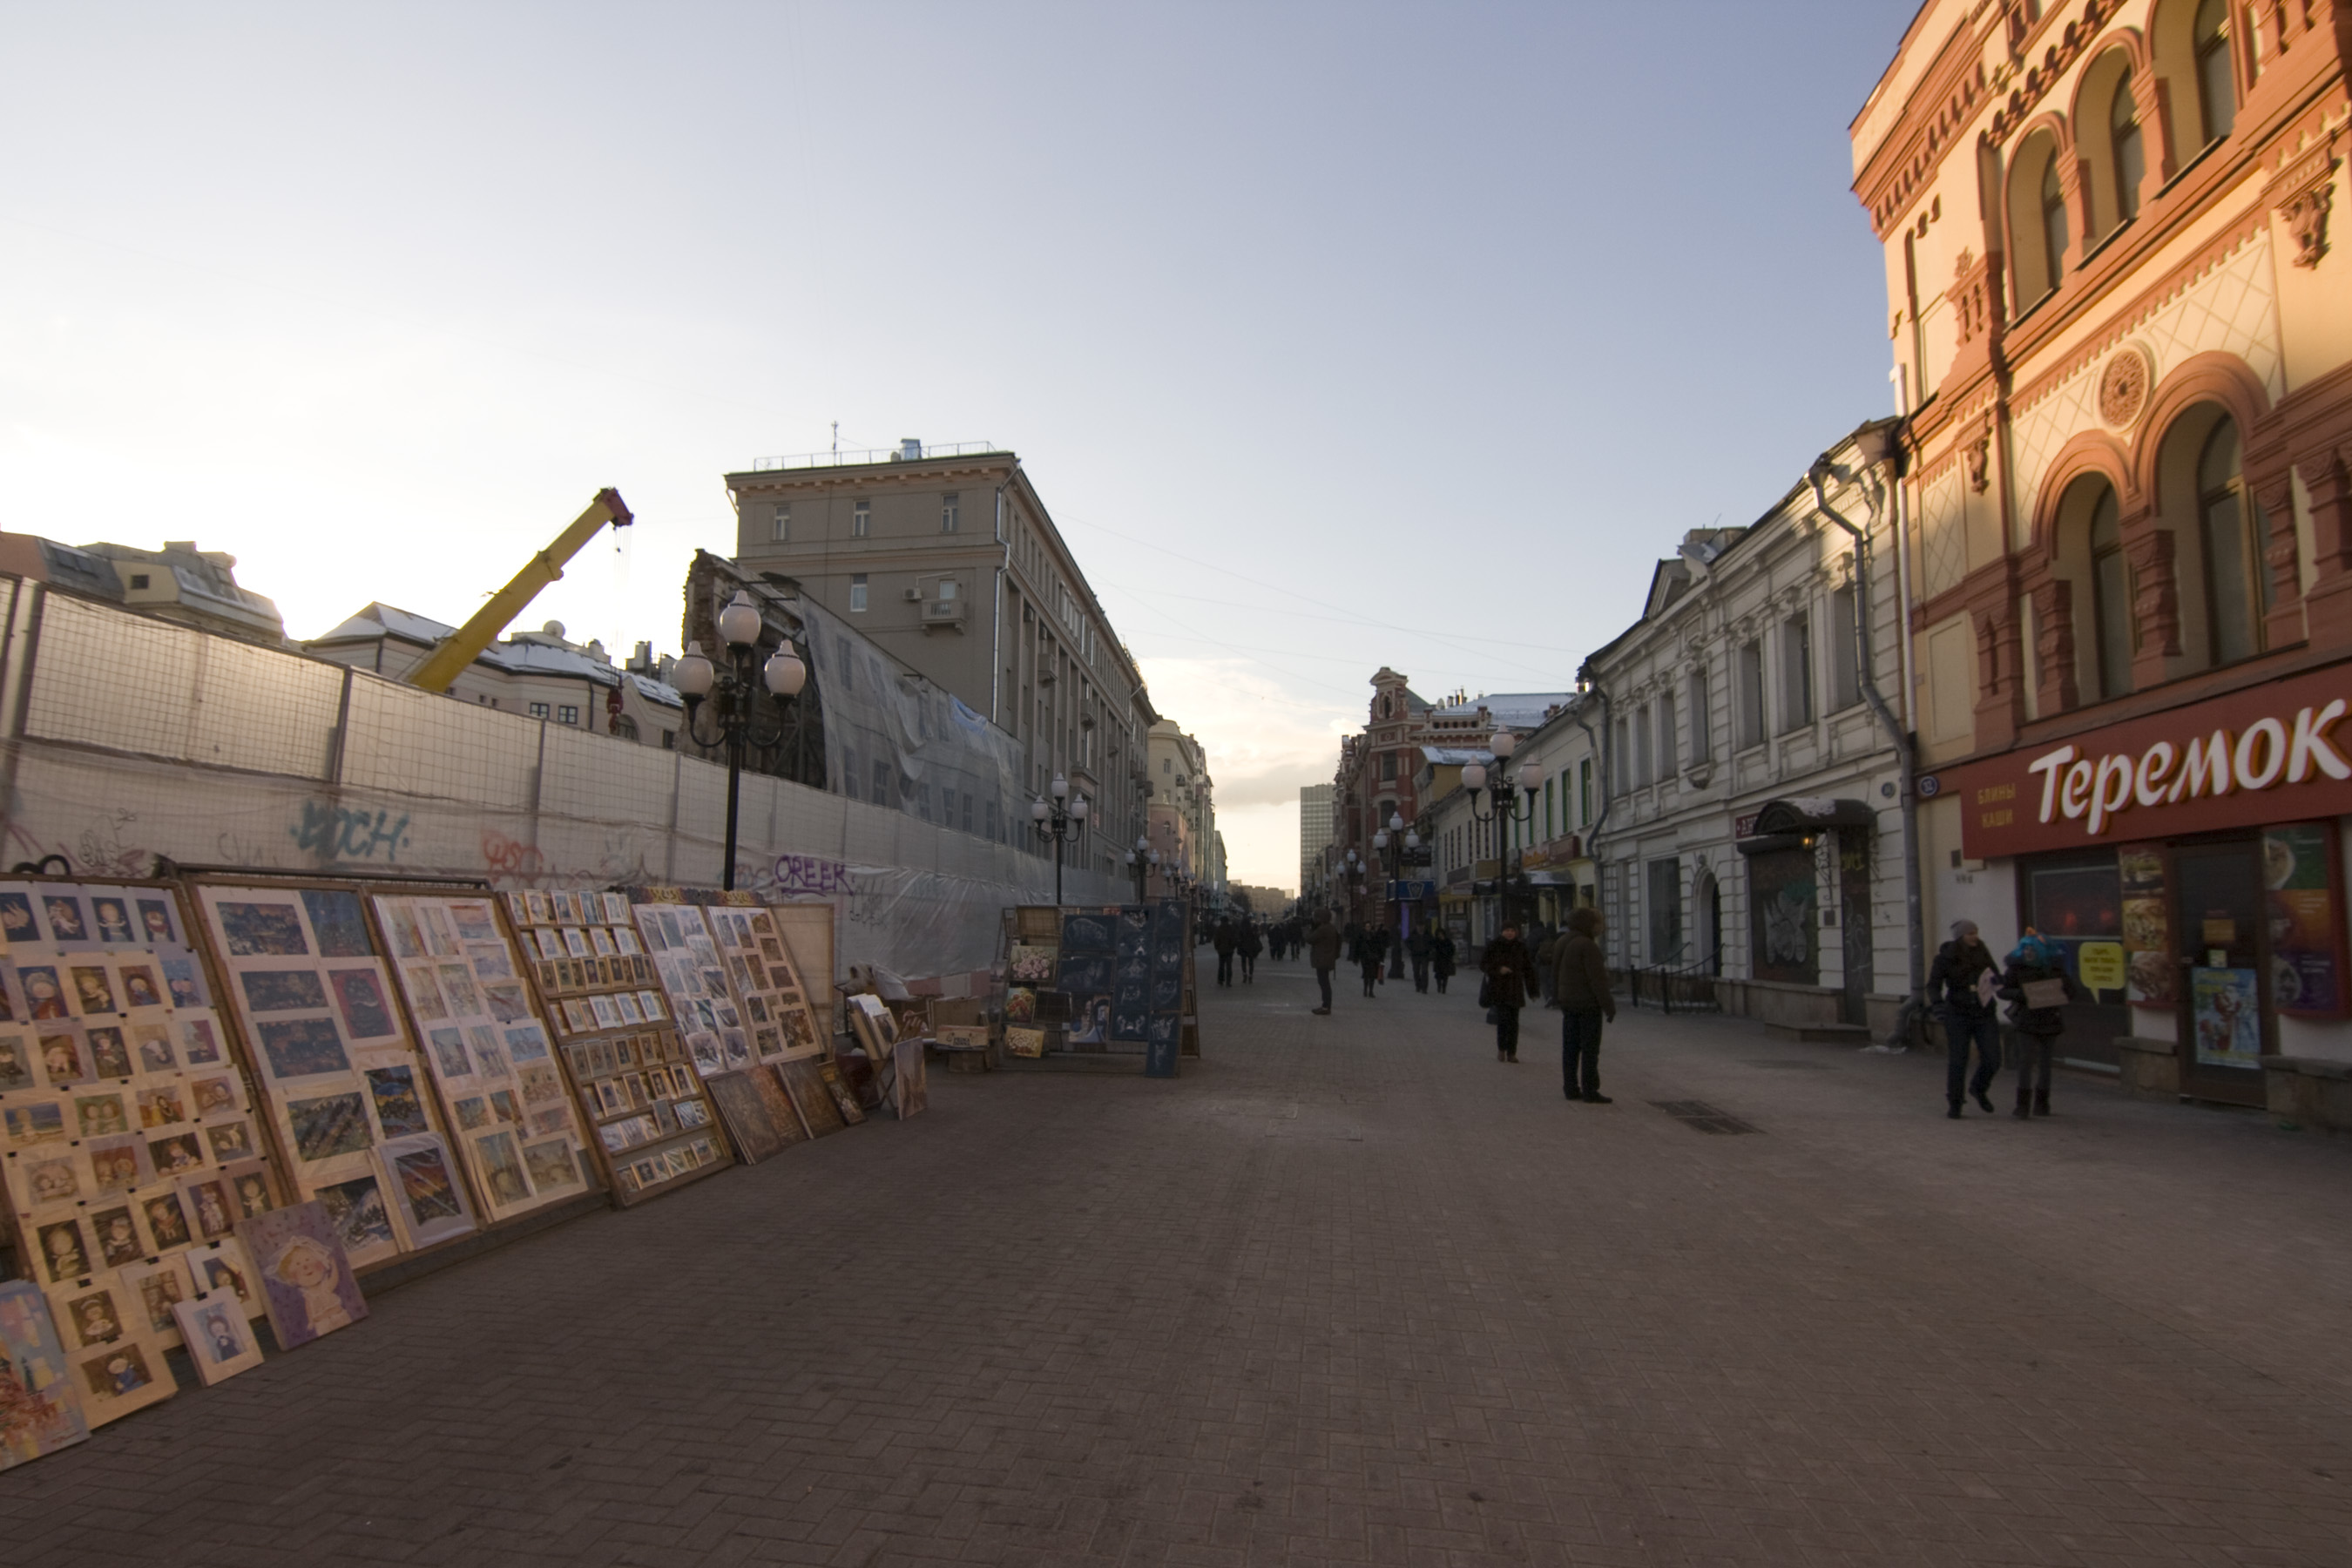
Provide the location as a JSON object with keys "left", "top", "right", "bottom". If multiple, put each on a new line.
{"left": 403, "top": 488, "right": 635, "bottom": 694}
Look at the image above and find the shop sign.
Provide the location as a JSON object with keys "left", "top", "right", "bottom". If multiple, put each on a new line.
{"left": 1944, "top": 665, "right": 2352, "bottom": 857}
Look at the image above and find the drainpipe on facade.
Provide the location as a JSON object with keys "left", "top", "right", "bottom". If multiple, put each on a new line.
{"left": 1571, "top": 668, "right": 1614, "bottom": 965}
{"left": 1808, "top": 455, "right": 1924, "bottom": 1048}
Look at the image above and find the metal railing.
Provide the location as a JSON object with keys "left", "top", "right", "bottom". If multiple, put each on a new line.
{"left": 1624, "top": 946, "right": 1724, "bottom": 1015}
{"left": 748, "top": 440, "right": 1008, "bottom": 472}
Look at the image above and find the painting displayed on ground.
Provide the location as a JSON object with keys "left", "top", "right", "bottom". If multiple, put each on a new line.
{"left": 0, "top": 1281, "right": 89, "bottom": 1467}
{"left": 170, "top": 1293, "right": 265, "bottom": 1387}
{"left": 235, "top": 1200, "right": 368, "bottom": 1352}
{"left": 893, "top": 1037, "right": 927, "bottom": 1119}
{"left": 376, "top": 894, "right": 592, "bottom": 1224}
{"left": 523, "top": 893, "right": 728, "bottom": 1204}
{"left": 197, "top": 883, "right": 459, "bottom": 1268}
{"left": 0, "top": 878, "right": 275, "bottom": 1401}
{"left": 779, "top": 1057, "right": 847, "bottom": 1137}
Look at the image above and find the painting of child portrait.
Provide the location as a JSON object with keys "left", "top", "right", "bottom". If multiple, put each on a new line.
{"left": 237, "top": 1201, "right": 368, "bottom": 1350}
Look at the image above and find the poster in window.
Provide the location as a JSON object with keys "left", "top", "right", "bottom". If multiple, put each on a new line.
{"left": 1746, "top": 848, "right": 1816, "bottom": 985}
{"left": 2118, "top": 844, "right": 2173, "bottom": 1006}
{"left": 2190, "top": 967, "right": 2262, "bottom": 1068}
{"left": 2262, "top": 821, "right": 2345, "bottom": 1017}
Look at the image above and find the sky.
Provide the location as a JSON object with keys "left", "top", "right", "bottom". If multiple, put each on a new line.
{"left": 0, "top": 2, "right": 1916, "bottom": 895}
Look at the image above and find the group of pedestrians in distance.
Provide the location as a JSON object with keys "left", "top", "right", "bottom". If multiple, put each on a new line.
{"left": 1276, "top": 899, "right": 2072, "bottom": 1122}
{"left": 1207, "top": 916, "right": 1262, "bottom": 986}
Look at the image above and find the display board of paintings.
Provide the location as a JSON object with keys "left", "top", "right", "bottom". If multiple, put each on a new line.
{"left": 0, "top": 878, "right": 276, "bottom": 1423}
{"left": 512, "top": 892, "right": 730, "bottom": 1206}
{"left": 374, "top": 893, "right": 592, "bottom": 1223}
{"left": 702, "top": 904, "right": 827, "bottom": 1062}
{"left": 195, "top": 882, "right": 463, "bottom": 1270}
{"left": 0, "top": 1279, "right": 88, "bottom": 1468}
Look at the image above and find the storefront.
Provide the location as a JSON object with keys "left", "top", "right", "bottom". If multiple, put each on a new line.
{"left": 1926, "top": 665, "right": 2352, "bottom": 1112}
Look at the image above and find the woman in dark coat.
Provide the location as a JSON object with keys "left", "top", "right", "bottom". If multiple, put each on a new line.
{"left": 2000, "top": 929, "right": 2071, "bottom": 1119}
{"left": 1481, "top": 923, "right": 1538, "bottom": 1062}
{"left": 1357, "top": 924, "right": 1387, "bottom": 997}
{"left": 1431, "top": 929, "right": 1457, "bottom": 994}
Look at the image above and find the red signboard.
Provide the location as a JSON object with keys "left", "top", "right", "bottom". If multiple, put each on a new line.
{"left": 1930, "top": 664, "right": 2352, "bottom": 859}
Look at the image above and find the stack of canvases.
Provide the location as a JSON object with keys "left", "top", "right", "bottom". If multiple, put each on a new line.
{"left": 0, "top": 879, "right": 379, "bottom": 1455}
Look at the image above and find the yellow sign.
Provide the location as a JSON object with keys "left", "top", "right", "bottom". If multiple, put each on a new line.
{"left": 2076, "top": 941, "right": 2126, "bottom": 994}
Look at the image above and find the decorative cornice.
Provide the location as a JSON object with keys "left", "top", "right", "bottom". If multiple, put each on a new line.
{"left": 2267, "top": 125, "right": 2341, "bottom": 269}
{"left": 1985, "top": 0, "right": 2127, "bottom": 145}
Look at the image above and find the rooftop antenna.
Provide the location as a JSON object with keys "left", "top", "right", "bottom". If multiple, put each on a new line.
{"left": 831, "top": 421, "right": 839, "bottom": 454}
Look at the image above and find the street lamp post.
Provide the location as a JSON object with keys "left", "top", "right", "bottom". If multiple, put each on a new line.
{"left": 1463, "top": 728, "right": 1542, "bottom": 934}
{"left": 1124, "top": 834, "right": 1159, "bottom": 902}
{"left": 673, "top": 591, "right": 808, "bottom": 892}
{"left": 1031, "top": 773, "right": 1088, "bottom": 905}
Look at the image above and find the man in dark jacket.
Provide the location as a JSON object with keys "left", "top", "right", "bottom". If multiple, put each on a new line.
{"left": 1358, "top": 923, "right": 1387, "bottom": 997}
{"left": 1308, "top": 915, "right": 1342, "bottom": 1015}
{"left": 1238, "top": 921, "right": 1261, "bottom": 983}
{"left": 1552, "top": 905, "right": 1616, "bottom": 1102}
{"left": 1929, "top": 918, "right": 2003, "bottom": 1118}
{"left": 1481, "top": 923, "right": 1537, "bottom": 1063}
{"left": 1431, "top": 929, "right": 1456, "bottom": 994}
{"left": 1212, "top": 919, "right": 1237, "bottom": 987}
{"left": 1406, "top": 925, "right": 1433, "bottom": 993}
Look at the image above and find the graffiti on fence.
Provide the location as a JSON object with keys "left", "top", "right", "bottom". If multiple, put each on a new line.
{"left": 289, "top": 800, "right": 410, "bottom": 863}
{"left": 767, "top": 853, "right": 853, "bottom": 894}
{"left": 480, "top": 829, "right": 548, "bottom": 882}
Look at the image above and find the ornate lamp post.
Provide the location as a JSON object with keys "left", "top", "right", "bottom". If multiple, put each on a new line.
{"left": 1125, "top": 835, "right": 1159, "bottom": 902}
{"left": 1031, "top": 773, "right": 1088, "bottom": 905}
{"left": 1463, "top": 728, "right": 1542, "bottom": 933}
{"left": 672, "top": 591, "right": 807, "bottom": 892}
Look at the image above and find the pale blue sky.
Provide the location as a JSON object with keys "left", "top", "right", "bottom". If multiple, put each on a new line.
{"left": 0, "top": 3, "right": 1914, "bottom": 889}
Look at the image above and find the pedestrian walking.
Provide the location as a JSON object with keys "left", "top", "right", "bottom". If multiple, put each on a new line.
{"left": 1308, "top": 913, "right": 1341, "bottom": 1015}
{"left": 1929, "top": 918, "right": 2003, "bottom": 1118}
{"left": 2000, "top": 928, "right": 2071, "bottom": 1119}
{"left": 1238, "top": 921, "right": 1261, "bottom": 983}
{"left": 1213, "top": 919, "right": 1238, "bottom": 988}
{"left": 1432, "top": 927, "right": 1456, "bottom": 995}
{"left": 1535, "top": 926, "right": 1561, "bottom": 1009}
{"left": 1552, "top": 906, "right": 1614, "bottom": 1102}
{"left": 1407, "top": 925, "right": 1432, "bottom": 993}
{"left": 1481, "top": 923, "right": 1537, "bottom": 1063}
{"left": 1358, "top": 924, "right": 1385, "bottom": 997}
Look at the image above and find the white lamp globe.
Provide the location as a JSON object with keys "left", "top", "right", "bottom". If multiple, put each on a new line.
{"left": 1051, "top": 773, "right": 1070, "bottom": 801}
{"left": 1462, "top": 762, "right": 1488, "bottom": 792}
{"left": 1031, "top": 797, "right": 1050, "bottom": 822}
{"left": 718, "top": 591, "right": 762, "bottom": 647}
{"left": 1490, "top": 728, "right": 1518, "bottom": 760}
{"left": 672, "top": 642, "right": 714, "bottom": 699}
{"left": 763, "top": 645, "right": 807, "bottom": 697}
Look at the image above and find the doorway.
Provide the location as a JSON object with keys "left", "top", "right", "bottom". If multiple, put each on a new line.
{"left": 2173, "top": 836, "right": 2270, "bottom": 1105}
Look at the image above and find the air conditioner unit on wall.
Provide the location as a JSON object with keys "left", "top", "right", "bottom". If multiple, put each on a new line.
{"left": 903, "top": 587, "right": 924, "bottom": 602}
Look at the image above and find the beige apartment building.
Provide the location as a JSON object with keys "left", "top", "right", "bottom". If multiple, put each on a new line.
{"left": 725, "top": 441, "right": 1157, "bottom": 884}
{"left": 1856, "top": 2, "right": 2352, "bottom": 1108}
{"left": 1147, "top": 720, "right": 1214, "bottom": 896}
{"left": 1298, "top": 782, "right": 1334, "bottom": 900}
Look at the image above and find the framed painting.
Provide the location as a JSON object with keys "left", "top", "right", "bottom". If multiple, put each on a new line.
{"left": 171, "top": 1294, "right": 264, "bottom": 1387}
{"left": 0, "top": 1281, "right": 87, "bottom": 1468}
{"left": 703, "top": 1071, "right": 783, "bottom": 1163}
{"left": 236, "top": 1200, "right": 368, "bottom": 1351}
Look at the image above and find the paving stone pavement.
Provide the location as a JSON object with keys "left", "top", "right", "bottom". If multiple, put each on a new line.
{"left": 6, "top": 959, "right": 2352, "bottom": 1567}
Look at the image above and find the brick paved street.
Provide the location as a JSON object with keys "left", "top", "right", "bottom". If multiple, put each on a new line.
{"left": 7, "top": 959, "right": 2352, "bottom": 1567}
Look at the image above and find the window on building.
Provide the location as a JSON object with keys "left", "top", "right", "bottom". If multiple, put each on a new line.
{"left": 2090, "top": 486, "right": 2133, "bottom": 699}
{"left": 1828, "top": 587, "right": 1861, "bottom": 711}
{"left": 661, "top": 728, "right": 675, "bottom": 750}
{"left": 873, "top": 759, "right": 893, "bottom": 806}
{"left": 849, "top": 573, "right": 868, "bottom": 612}
{"left": 1579, "top": 758, "right": 1592, "bottom": 825}
{"left": 558, "top": 705, "right": 580, "bottom": 726}
{"left": 1687, "top": 669, "right": 1712, "bottom": 763}
{"left": 771, "top": 503, "right": 791, "bottom": 542}
{"left": 938, "top": 578, "right": 957, "bottom": 600}
{"left": 2195, "top": 0, "right": 2235, "bottom": 144}
{"left": 1658, "top": 693, "right": 1678, "bottom": 777}
{"left": 614, "top": 715, "right": 639, "bottom": 741}
{"left": 2110, "top": 70, "right": 2145, "bottom": 226}
{"left": 963, "top": 792, "right": 976, "bottom": 834}
{"left": 129, "top": 573, "right": 150, "bottom": 589}
{"left": 1381, "top": 752, "right": 1397, "bottom": 781}
{"left": 1736, "top": 640, "right": 1766, "bottom": 748}
{"left": 941, "top": 492, "right": 959, "bottom": 533}
{"left": 1613, "top": 719, "right": 1631, "bottom": 792}
{"left": 528, "top": 701, "right": 550, "bottom": 720}
{"left": 852, "top": 499, "right": 871, "bottom": 537}
{"left": 1781, "top": 614, "right": 1814, "bottom": 731}
{"left": 2039, "top": 153, "right": 2069, "bottom": 294}
{"left": 2198, "top": 416, "right": 2268, "bottom": 666}
{"left": 1544, "top": 777, "right": 1556, "bottom": 839}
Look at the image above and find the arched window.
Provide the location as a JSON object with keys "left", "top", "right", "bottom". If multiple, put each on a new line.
{"left": 2198, "top": 417, "right": 2268, "bottom": 664}
{"left": 2110, "top": 71, "right": 2145, "bottom": 226}
{"left": 2194, "top": 0, "right": 2235, "bottom": 145}
{"left": 2040, "top": 156, "right": 2069, "bottom": 290}
{"left": 2090, "top": 490, "right": 2133, "bottom": 699}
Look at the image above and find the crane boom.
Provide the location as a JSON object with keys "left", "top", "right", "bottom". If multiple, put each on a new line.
{"left": 403, "top": 488, "right": 635, "bottom": 694}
